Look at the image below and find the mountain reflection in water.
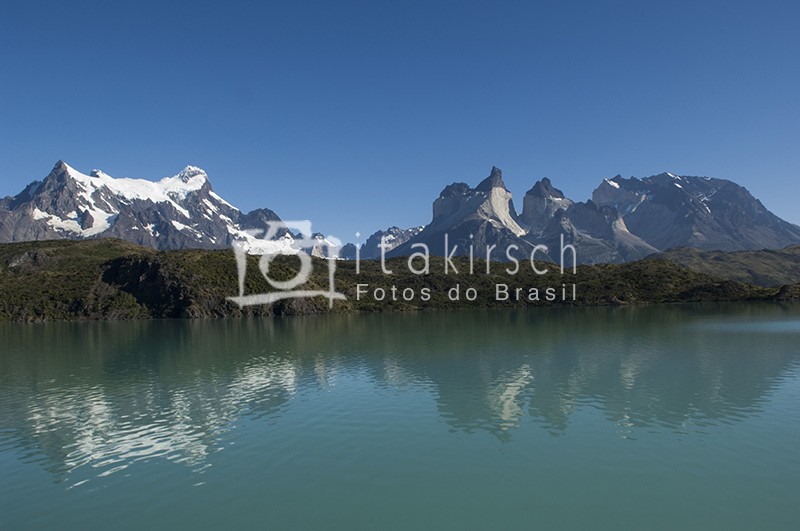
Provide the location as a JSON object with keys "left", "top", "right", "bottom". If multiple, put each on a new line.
{"left": 1, "top": 303, "right": 798, "bottom": 481}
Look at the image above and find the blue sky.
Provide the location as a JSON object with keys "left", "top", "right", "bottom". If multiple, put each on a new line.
{"left": 1, "top": 0, "right": 799, "bottom": 240}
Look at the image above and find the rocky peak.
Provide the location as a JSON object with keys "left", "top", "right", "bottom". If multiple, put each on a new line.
{"left": 520, "top": 176, "right": 574, "bottom": 233}
{"left": 475, "top": 166, "right": 507, "bottom": 192}
{"left": 591, "top": 173, "right": 800, "bottom": 251}
{"left": 439, "top": 182, "right": 471, "bottom": 198}
{"left": 526, "top": 177, "right": 565, "bottom": 198}
{"left": 431, "top": 167, "right": 522, "bottom": 233}
{"left": 41, "top": 160, "right": 71, "bottom": 184}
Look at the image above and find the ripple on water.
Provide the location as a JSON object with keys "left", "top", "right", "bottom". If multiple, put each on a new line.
{"left": 0, "top": 306, "right": 798, "bottom": 529}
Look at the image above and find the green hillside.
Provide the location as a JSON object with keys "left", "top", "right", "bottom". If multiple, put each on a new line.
{"left": 652, "top": 246, "right": 800, "bottom": 287}
{"left": 0, "top": 239, "right": 788, "bottom": 322}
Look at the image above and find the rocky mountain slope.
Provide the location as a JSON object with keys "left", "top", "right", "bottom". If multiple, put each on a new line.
{"left": 390, "top": 167, "right": 535, "bottom": 259}
{"left": 390, "top": 167, "right": 800, "bottom": 264}
{"left": 357, "top": 225, "right": 425, "bottom": 259}
{"left": 537, "top": 201, "right": 659, "bottom": 264}
{"left": 520, "top": 177, "right": 573, "bottom": 233}
{"left": 3, "top": 162, "right": 799, "bottom": 264}
{"left": 592, "top": 172, "right": 800, "bottom": 251}
{"left": 0, "top": 161, "right": 295, "bottom": 254}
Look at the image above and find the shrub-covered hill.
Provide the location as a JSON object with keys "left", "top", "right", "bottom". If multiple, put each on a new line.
{"left": 0, "top": 239, "right": 785, "bottom": 322}
{"left": 651, "top": 245, "right": 800, "bottom": 287}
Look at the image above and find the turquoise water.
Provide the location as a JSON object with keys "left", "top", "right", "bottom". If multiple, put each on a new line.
{"left": 1, "top": 304, "right": 799, "bottom": 529}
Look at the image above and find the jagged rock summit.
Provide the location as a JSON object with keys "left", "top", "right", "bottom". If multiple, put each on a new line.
{"left": 390, "top": 166, "right": 800, "bottom": 264}
{"left": 3, "top": 162, "right": 799, "bottom": 264}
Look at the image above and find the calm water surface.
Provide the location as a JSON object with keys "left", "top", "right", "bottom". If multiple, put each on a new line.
{"left": 1, "top": 304, "right": 799, "bottom": 529}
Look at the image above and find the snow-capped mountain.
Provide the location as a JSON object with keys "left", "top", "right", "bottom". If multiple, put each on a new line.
{"left": 592, "top": 172, "right": 800, "bottom": 251}
{"left": 0, "top": 161, "right": 297, "bottom": 254}
{"left": 358, "top": 226, "right": 425, "bottom": 259}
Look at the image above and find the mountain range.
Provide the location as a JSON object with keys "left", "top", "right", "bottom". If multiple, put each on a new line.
{"left": 0, "top": 161, "right": 300, "bottom": 254}
{"left": 389, "top": 167, "right": 800, "bottom": 263}
{"left": 2, "top": 161, "right": 799, "bottom": 264}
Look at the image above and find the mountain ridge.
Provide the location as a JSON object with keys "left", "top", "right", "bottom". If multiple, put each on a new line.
{"left": 3, "top": 162, "right": 799, "bottom": 263}
{"left": 390, "top": 167, "right": 800, "bottom": 264}
{"left": 0, "top": 161, "right": 298, "bottom": 254}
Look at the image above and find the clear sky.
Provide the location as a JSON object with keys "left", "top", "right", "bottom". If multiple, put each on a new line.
{"left": 1, "top": 0, "right": 799, "bottom": 241}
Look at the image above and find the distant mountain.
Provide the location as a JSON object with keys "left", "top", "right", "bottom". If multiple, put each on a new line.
{"left": 0, "top": 161, "right": 295, "bottom": 253}
{"left": 537, "top": 201, "right": 659, "bottom": 264}
{"left": 358, "top": 226, "right": 424, "bottom": 259}
{"left": 592, "top": 172, "right": 800, "bottom": 251}
{"left": 4, "top": 162, "right": 799, "bottom": 263}
{"left": 390, "top": 167, "right": 534, "bottom": 259}
{"left": 390, "top": 168, "right": 658, "bottom": 264}
{"left": 520, "top": 177, "right": 573, "bottom": 233}
{"left": 340, "top": 243, "right": 359, "bottom": 260}
{"left": 387, "top": 167, "right": 800, "bottom": 264}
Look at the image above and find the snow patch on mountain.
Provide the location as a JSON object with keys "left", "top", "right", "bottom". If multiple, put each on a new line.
{"left": 1, "top": 161, "right": 299, "bottom": 255}
{"left": 229, "top": 230, "right": 300, "bottom": 255}
{"left": 66, "top": 163, "right": 199, "bottom": 219}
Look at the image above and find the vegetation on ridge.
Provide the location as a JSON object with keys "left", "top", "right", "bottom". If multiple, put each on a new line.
{"left": 0, "top": 239, "right": 791, "bottom": 322}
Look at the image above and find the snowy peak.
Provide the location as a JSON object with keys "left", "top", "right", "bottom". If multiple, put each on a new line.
{"left": 0, "top": 161, "right": 292, "bottom": 253}
{"left": 44, "top": 161, "right": 212, "bottom": 207}
{"left": 176, "top": 165, "right": 207, "bottom": 180}
{"left": 53, "top": 159, "right": 70, "bottom": 174}
{"left": 359, "top": 225, "right": 425, "bottom": 259}
{"left": 40, "top": 160, "right": 74, "bottom": 185}
{"left": 158, "top": 170, "right": 210, "bottom": 200}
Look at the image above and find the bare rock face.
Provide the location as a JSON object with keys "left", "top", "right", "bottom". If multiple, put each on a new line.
{"left": 390, "top": 166, "right": 656, "bottom": 263}
{"left": 520, "top": 177, "right": 574, "bottom": 234}
{"left": 388, "top": 165, "right": 800, "bottom": 265}
{"left": 387, "top": 166, "right": 800, "bottom": 265}
{"left": 391, "top": 166, "right": 530, "bottom": 258}
{"left": 591, "top": 172, "right": 800, "bottom": 251}
{"left": 535, "top": 201, "right": 659, "bottom": 264}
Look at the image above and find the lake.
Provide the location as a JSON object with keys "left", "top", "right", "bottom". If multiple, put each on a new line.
{"left": 1, "top": 304, "right": 799, "bottom": 529}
